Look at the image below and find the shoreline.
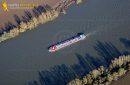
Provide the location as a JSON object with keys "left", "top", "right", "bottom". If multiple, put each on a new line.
{"left": 67, "top": 55, "right": 130, "bottom": 85}
{"left": 0, "top": 0, "right": 82, "bottom": 43}
{"left": 111, "top": 71, "right": 130, "bottom": 85}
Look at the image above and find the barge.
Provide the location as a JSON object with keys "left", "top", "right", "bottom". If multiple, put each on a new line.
{"left": 48, "top": 33, "right": 86, "bottom": 52}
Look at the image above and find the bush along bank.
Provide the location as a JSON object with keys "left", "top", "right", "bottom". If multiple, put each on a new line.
{"left": 67, "top": 55, "right": 130, "bottom": 85}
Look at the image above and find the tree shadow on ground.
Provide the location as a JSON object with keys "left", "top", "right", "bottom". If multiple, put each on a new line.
{"left": 0, "top": 27, "right": 5, "bottom": 36}
{"left": 32, "top": 5, "right": 46, "bottom": 17}
{"left": 3, "top": 21, "right": 16, "bottom": 32}
{"left": 120, "top": 38, "right": 130, "bottom": 49}
{"left": 28, "top": 41, "right": 126, "bottom": 85}
{"left": 28, "top": 54, "right": 96, "bottom": 85}
{"left": 94, "top": 41, "right": 121, "bottom": 65}
{"left": 13, "top": 14, "right": 21, "bottom": 25}
{"left": 13, "top": 5, "right": 46, "bottom": 25}
{"left": 120, "top": 38, "right": 130, "bottom": 55}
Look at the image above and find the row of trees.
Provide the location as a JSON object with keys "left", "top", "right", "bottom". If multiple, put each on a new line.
{"left": 0, "top": 5, "right": 59, "bottom": 43}
{"left": 67, "top": 55, "right": 130, "bottom": 85}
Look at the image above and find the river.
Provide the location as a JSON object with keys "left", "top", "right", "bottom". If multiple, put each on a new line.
{"left": 0, "top": 0, "right": 130, "bottom": 85}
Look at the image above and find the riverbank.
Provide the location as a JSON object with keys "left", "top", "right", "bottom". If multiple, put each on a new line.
{"left": 67, "top": 55, "right": 130, "bottom": 85}
{"left": 0, "top": 0, "right": 82, "bottom": 43}
{"left": 111, "top": 71, "right": 130, "bottom": 85}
